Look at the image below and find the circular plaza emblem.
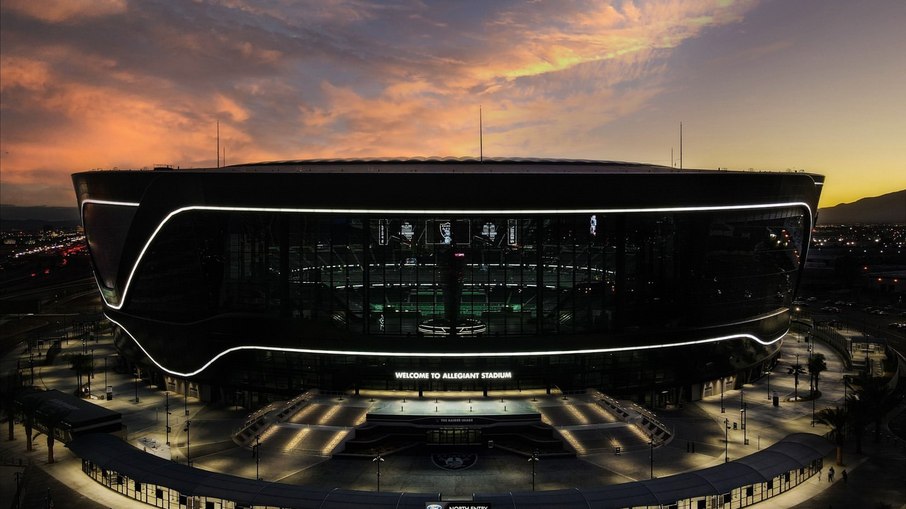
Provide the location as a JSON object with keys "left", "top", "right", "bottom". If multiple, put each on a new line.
{"left": 431, "top": 452, "right": 478, "bottom": 470}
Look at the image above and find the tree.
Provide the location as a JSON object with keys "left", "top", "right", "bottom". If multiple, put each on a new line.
{"left": 66, "top": 353, "right": 93, "bottom": 397}
{"left": 1, "top": 372, "right": 23, "bottom": 441}
{"left": 16, "top": 393, "right": 42, "bottom": 453}
{"left": 39, "top": 405, "right": 69, "bottom": 464}
{"left": 808, "top": 353, "right": 827, "bottom": 393}
{"left": 851, "top": 373, "right": 891, "bottom": 444}
{"left": 816, "top": 406, "right": 847, "bottom": 465}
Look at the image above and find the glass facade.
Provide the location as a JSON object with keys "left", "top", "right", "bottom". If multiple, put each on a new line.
{"left": 125, "top": 208, "right": 805, "bottom": 339}
{"left": 75, "top": 161, "right": 822, "bottom": 401}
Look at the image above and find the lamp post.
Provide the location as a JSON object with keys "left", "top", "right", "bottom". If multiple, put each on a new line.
{"left": 720, "top": 378, "right": 725, "bottom": 413}
{"left": 811, "top": 392, "right": 816, "bottom": 427}
{"left": 373, "top": 454, "right": 384, "bottom": 491}
{"left": 649, "top": 440, "right": 655, "bottom": 479}
{"left": 184, "top": 379, "right": 189, "bottom": 416}
{"left": 740, "top": 389, "right": 745, "bottom": 430}
{"left": 133, "top": 367, "right": 140, "bottom": 403}
{"left": 724, "top": 418, "right": 730, "bottom": 463}
{"left": 184, "top": 420, "right": 192, "bottom": 466}
{"left": 741, "top": 403, "right": 748, "bottom": 445}
{"left": 788, "top": 354, "right": 804, "bottom": 401}
{"left": 165, "top": 392, "right": 171, "bottom": 445}
{"left": 253, "top": 434, "right": 261, "bottom": 480}
{"left": 103, "top": 356, "right": 107, "bottom": 395}
{"left": 529, "top": 449, "right": 540, "bottom": 491}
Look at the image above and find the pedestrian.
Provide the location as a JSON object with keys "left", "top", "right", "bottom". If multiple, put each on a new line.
{"left": 828, "top": 466, "right": 835, "bottom": 482}
{"left": 841, "top": 469, "right": 847, "bottom": 483}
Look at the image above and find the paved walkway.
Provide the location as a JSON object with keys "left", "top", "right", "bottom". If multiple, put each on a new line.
{"left": 1, "top": 326, "right": 903, "bottom": 508}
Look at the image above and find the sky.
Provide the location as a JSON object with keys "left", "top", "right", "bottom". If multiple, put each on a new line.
{"left": 1, "top": 0, "right": 904, "bottom": 209}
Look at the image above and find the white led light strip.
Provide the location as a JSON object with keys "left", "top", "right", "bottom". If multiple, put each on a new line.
{"left": 105, "top": 313, "right": 788, "bottom": 378}
{"left": 80, "top": 200, "right": 813, "bottom": 310}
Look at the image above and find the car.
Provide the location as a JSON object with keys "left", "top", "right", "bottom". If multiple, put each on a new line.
{"left": 821, "top": 306, "right": 840, "bottom": 313}
{"left": 889, "top": 322, "right": 906, "bottom": 330}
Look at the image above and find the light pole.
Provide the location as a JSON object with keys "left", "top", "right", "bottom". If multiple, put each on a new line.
{"left": 88, "top": 347, "right": 94, "bottom": 397}
{"left": 720, "top": 378, "right": 725, "bottom": 413}
{"left": 165, "top": 392, "right": 171, "bottom": 445}
{"left": 811, "top": 391, "right": 816, "bottom": 427}
{"left": 373, "top": 454, "right": 384, "bottom": 491}
{"left": 740, "top": 389, "right": 745, "bottom": 430}
{"left": 253, "top": 434, "right": 261, "bottom": 480}
{"left": 649, "top": 440, "right": 654, "bottom": 479}
{"left": 103, "top": 356, "right": 107, "bottom": 395}
{"left": 788, "top": 354, "right": 803, "bottom": 401}
{"left": 133, "top": 367, "right": 140, "bottom": 403}
{"left": 184, "top": 420, "right": 192, "bottom": 466}
{"left": 724, "top": 418, "right": 730, "bottom": 463}
{"left": 741, "top": 403, "right": 748, "bottom": 445}
{"left": 529, "top": 449, "right": 540, "bottom": 491}
{"left": 184, "top": 379, "right": 189, "bottom": 416}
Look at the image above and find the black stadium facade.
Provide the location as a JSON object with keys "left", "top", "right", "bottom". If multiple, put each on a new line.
{"left": 73, "top": 158, "right": 823, "bottom": 407}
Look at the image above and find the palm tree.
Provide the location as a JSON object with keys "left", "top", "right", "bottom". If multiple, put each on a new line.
{"left": 851, "top": 374, "right": 891, "bottom": 444}
{"left": 66, "top": 353, "right": 93, "bottom": 397}
{"left": 39, "top": 405, "right": 69, "bottom": 464}
{"left": 815, "top": 406, "right": 847, "bottom": 465}
{"left": 1, "top": 372, "right": 23, "bottom": 441}
{"left": 16, "top": 393, "right": 42, "bottom": 453}
{"left": 807, "top": 353, "right": 827, "bottom": 393}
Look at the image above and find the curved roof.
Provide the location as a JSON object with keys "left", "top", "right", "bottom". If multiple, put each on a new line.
{"left": 69, "top": 432, "right": 831, "bottom": 509}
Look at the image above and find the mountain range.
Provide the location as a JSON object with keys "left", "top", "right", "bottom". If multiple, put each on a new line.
{"left": 817, "top": 189, "right": 906, "bottom": 224}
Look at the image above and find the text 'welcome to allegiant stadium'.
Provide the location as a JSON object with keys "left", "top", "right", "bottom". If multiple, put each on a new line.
{"left": 394, "top": 372, "right": 512, "bottom": 380}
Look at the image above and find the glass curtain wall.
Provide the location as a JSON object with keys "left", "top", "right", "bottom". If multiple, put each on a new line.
{"left": 125, "top": 208, "right": 805, "bottom": 336}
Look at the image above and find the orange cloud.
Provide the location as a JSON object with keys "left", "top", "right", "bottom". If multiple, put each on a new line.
{"left": 4, "top": 0, "right": 125, "bottom": 23}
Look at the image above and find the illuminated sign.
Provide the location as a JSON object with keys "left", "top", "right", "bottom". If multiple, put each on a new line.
{"left": 395, "top": 371, "right": 513, "bottom": 380}
{"left": 426, "top": 503, "right": 491, "bottom": 509}
{"left": 482, "top": 222, "right": 497, "bottom": 240}
{"left": 439, "top": 221, "right": 453, "bottom": 244}
{"left": 400, "top": 221, "right": 414, "bottom": 241}
{"left": 378, "top": 219, "right": 389, "bottom": 245}
{"left": 507, "top": 219, "right": 518, "bottom": 246}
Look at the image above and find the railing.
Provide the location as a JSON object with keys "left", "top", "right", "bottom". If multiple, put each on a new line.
{"left": 592, "top": 390, "right": 674, "bottom": 448}
{"left": 231, "top": 390, "right": 316, "bottom": 445}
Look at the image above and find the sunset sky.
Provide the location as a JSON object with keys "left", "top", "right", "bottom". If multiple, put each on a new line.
{"left": 1, "top": 0, "right": 904, "bottom": 209}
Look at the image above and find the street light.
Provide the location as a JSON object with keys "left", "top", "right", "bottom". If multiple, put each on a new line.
{"left": 133, "top": 366, "right": 140, "bottom": 403}
{"left": 788, "top": 354, "right": 805, "bottom": 401}
{"left": 253, "top": 434, "right": 261, "bottom": 480}
{"left": 184, "top": 420, "right": 192, "bottom": 466}
{"left": 724, "top": 418, "right": 730, "bottom": 463}
{"left": 741, "top": 403, "right": 748, "bottom": 445}
{"left": 649, "top": 440, "right": 655, "bottom": 479}
{"left": 165, "top": 392, "right": 171, "bottom": 446}
{"left": 529, "top": 449, "right": 540, "bottom": 491}
{"left": 720, "top": 378, "right": 725, "bottom": 413}
{"left": 740, "top": 389, "right": 745, "bottom": 430}
{"left": 372, "top": 454, "right": 384, "bottom": 491}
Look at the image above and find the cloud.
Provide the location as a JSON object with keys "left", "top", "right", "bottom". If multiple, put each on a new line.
{"left": 1, "top": 0, "right": 761, "bottom": 206}
{"left": 4, "top": 0, "right": 126, "bottom": 23}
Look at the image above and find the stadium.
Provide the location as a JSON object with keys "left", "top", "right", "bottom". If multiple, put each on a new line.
{"left": 73, "top": 158, "right": 823, "bottom": 407}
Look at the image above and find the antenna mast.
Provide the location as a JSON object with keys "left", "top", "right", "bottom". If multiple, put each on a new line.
{"left": 679, "top": 122, "right": 683, "bottom": 170}
{"left": 216, "top": 120, "right": 221, "bottom": 168}
{"left": 479, "top": 106, "right": 483, "bottom": 162}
